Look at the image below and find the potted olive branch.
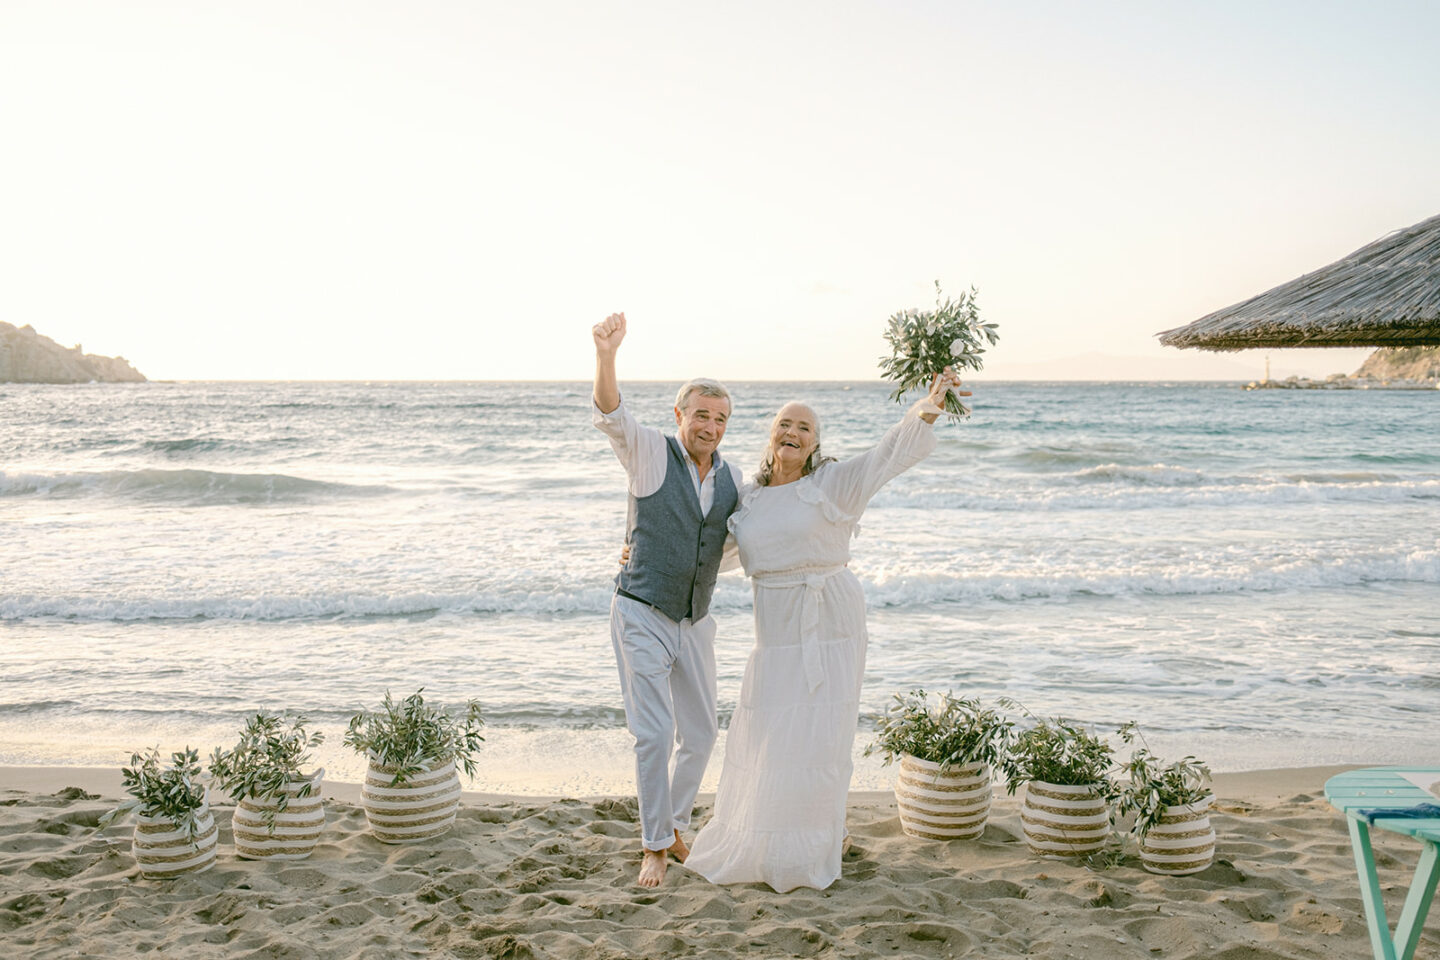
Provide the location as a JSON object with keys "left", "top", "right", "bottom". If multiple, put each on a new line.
{"left": 209, "top": 712, "right": 327, "bottom": 859}
{"left": 1000, "top": 717, "right": 1117, "bottom": 793}
{"left": 866, "top": 690, "right": 1012, "bottom": 840}
{"left": 344, "top": 689, "right": 484, "bottom": 844}
{"left": 99, "top": 746, "right": 218, "bottom": 879}
{"left": 1114, "top": 722, "right": 1216, "bottom": 875}
{"left": 997, "top": 703, "right": 1119, "bottom": 858}
{"left": 878, "top": 281, "right": 999, "bottom": 420}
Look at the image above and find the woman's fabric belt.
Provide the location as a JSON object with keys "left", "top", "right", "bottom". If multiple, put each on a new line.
{"left": 751, "top": 565, "right": 847, "bottom": 693}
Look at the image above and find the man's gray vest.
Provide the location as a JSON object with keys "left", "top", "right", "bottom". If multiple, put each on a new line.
{"left": 616, "top": 435, "right": 738, "bottom": 622}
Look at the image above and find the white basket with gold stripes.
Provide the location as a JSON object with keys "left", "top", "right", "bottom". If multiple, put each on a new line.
{"left": 133, "top": 798, "right": 218, "bottom": 880}
{"left": 1139, "top": 794, "right": 1216, "bottom": 875}
{"left": 233, "top": 770, "right": 327, "bottom": 860}
{"left": 894, "top": 756, "right": 992, "bottom": 840}
{"left": 361, "top": 757, "right": 462, "bottom": 843}
{"left": 1020, "top": 780, "right": 1111, "bottom": 857}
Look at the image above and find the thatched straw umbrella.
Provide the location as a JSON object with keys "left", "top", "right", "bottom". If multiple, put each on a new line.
{"left": 1157, "top": 212, "right": 1440, "bottom": 350}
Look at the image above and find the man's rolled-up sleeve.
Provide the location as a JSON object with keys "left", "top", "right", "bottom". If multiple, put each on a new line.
{"left": 593, "top": 398, "right": 668, "bottom": 498}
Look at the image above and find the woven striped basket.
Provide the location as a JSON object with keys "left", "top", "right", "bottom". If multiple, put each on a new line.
{"left": 1020, "top": 780, "right": 1111, "bottom": 857}
{"left": 894, "top": 756, "right": 992, "bottom": 840}
{"left": 1139, "top": 794, "right": 1216, "bottom": 875}
{"left": 233, "top": 770, "right": 327, "bottom": 860}
{"left": 133, "top": 798, "right": 218, "bottom": 880}
{"left": 360, "top": 757, "right": 462, "bottom": 843}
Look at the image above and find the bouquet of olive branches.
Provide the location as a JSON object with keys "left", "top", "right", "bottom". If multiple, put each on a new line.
{"left": 879, "top": 281, "right": 998, "bottom": 420}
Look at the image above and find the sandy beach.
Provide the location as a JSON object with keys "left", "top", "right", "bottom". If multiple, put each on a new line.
{"left": 3, "top": 764, "right": 1436, "bottom": 959}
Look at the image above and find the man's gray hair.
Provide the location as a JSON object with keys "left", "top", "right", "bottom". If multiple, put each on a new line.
{"left": 674, "top": 378, "right": 731, "bottom": 413}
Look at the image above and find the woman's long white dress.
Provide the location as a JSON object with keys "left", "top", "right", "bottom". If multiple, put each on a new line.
{"left": 683, "top": 403, "right": 938, "bottom": 892}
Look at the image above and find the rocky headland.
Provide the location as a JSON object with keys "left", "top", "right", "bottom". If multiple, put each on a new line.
{"left": 1245, "top": 345, "right": 1440, "bottom": 390}
{"left": 0, "top": 322, "right": 146, "bottom": 383}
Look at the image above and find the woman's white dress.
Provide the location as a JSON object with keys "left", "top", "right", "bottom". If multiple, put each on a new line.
{"left": 683, "top": 403, "right": 938, "bottom": 892}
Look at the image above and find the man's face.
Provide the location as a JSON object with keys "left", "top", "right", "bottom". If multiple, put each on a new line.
{"left": 674, "top": 391, "right": 730, "bottom": 463}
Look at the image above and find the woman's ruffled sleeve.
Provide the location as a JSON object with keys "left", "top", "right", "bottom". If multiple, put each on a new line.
{"left": 719, "top": 481, "right": 760, "bottom": 572}
{"left": 814, "top": 398, "right": 940, "bottom": 516}
{"left": 726, "top": 481, "right": 760, "bottom": 535}
{"left": 793, "top": 480, "right": 856, "bottom": 525}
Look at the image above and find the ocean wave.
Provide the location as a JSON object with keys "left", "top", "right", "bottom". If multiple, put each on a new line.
{"left": 1351, "top": 452, "right": 1440, "bottom": 465}
{"left": 0, "top": 587, "right": 622, "bottom": 622}
{"left": 143, "top": 438, "right": 225, "bottom": 454}
{"left": 1062, "top": 463, "right": 1207, "bottom": 486}
{"left": 0, "top": 699, "right": 79, "bottom": 715}
{"left": 876, "top": 477, "right": 1440, "bottom": 511}
{"left": 1002, "top": 444, "right": 1141, "bottom": 467}
{"left": 1281, "top": 471, "right": 1405, "bottom": 484}
{"left": 132, "top": 437, "right": 305, "bottom": 457}
{"left": 858, "top": 548, "right": 1440, "bottom": 606}
{"left": 473, "top": 704, "right": 629, "bottom": 727}
{"left": 59, "top": 702, "right": 633, "bottom": 729}
{"left": 5, "top": 549, "right": 1436, "bottom": 621}
{"left": 0, "top": 468, "right": 395, "bottom": 504}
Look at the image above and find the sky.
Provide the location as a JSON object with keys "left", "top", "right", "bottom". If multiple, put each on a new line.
{"left": 3, "top": 1, "right": 1437, "bottom": 382}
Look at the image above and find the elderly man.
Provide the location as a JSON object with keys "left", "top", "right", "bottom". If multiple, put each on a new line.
{"left": 591, "top": 311, "right": 742, "bottom": 887}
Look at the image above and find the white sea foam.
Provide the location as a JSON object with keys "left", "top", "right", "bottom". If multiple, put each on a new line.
{"left": 4, "top": 547, "right": 1436, "bottom": 621}
{"left": 1063, "top": 463, "right": 1209, "bottom": 485}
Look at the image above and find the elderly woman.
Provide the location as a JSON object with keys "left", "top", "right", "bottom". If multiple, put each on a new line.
{"left": 683, "top": 369, "right": 966, "bottom": 892}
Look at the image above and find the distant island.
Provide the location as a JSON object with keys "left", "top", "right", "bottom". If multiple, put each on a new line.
{"left": 0, "top": 322, "right": 146, "bottom": 383}
{"left": 1245, "top": 346, "right": 1439, "bottom": 390}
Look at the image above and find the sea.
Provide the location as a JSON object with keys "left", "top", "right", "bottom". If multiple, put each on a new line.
{"left": 2, "top": 380, "right": 1437, "bottom": 794}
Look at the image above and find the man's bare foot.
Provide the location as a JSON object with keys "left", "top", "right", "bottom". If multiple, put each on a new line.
{"left": 638, "top": 848, "right": 668, "bottom": 887}
{"left": 667, "top": 829, "right": 690, "bottom": 863}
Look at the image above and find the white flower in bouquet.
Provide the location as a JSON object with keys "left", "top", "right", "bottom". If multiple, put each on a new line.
{"left": 879, "top": 281, "right": 999, "bottom": 420}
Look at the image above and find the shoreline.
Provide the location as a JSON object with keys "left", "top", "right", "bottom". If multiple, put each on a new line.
{"left": 1, "top": 761, "right": 1366, "bottom": 803}
{"left": 8, "top": 719, "right": 1430, "bottom": 798}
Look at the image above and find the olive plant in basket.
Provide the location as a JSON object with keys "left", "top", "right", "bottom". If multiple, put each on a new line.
{"left": 878, "top": 281, "right": 999, "bottom": 420}
{"left": 344, "top": 690, "right": 484, "bottom": 844}
{"left": 865, "top": 690, "right": 1012, "bottom": 841}
{"left": 1114, "top": 724, "right": 1212, "bottom": 837}
{"left": 998, "top": 708, "right": 1119, "bottom": 858}
{"left": 1114, "top": 723, "right": 1216, "bottom": 875}
{"left": 101, "top": 746, "right": 208, "bottom": 839}
{"left": 343, "top": 689, "right": 484, "bottom": 785}
{"left": 99, "top": 746, "right": 218, "bottom": 878}
{"left": 210, "top": 712, "right": 324, "bottom": 822}
{"left": 866, "top": 689, "right": 1012, "bottom": 771}
{"left": 210, "top": 712, "right": 327, "bottom": 858}
{"left": 999, "top": 717, "right": 1117, "bottom": 794}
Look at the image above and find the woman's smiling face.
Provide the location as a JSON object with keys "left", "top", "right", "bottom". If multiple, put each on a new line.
{"left": 768, "top": 402, "right": 819, "bottom": 471}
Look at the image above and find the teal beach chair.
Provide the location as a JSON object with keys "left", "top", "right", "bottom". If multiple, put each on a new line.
{"left": 1325, "top": 767, "right": 1440, "bottom": 960}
